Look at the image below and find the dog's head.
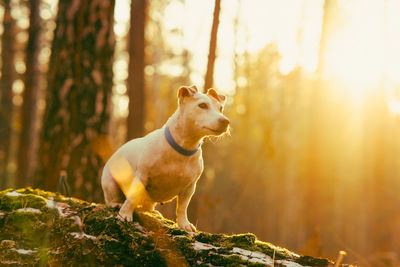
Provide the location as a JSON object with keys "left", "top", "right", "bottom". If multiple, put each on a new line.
{"left": 177, "top": 85, "right": 229, "bottom": 137}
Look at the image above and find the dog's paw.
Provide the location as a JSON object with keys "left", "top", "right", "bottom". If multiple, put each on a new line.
{"left": 177, "top": 219, "right": 197, "bottom": 232}
{"left": 118, "top": 211, "right": 133, "bottom": 222}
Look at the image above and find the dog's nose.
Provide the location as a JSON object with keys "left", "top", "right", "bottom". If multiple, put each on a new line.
{"left": 219, "top": 117, "right": 230, "bottom": 127}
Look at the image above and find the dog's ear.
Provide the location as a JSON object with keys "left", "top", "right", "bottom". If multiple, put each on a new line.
{"left": 189, "top": 85, "right": 198, "bottom": 92}
{"left": 178, "top": 86, "right": 196, "bottom": 100}
{"left": 207, "top": 88, "right": 226, "bottom": 104}
{"left": 218, "top": 94, "right": 226, "bottom": 104}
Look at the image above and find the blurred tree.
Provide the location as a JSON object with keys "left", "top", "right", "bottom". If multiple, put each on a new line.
{"left": 316, "top": 0, "right": 335, "bottom": 76}
{"left": 364, "top": 90, "right": 395, "bottom": 258}
{"left": 303, "top": 0, "right": 337, "bottom": 255}
{"left": 0, "top": 0, "right": 16, "bottom": 188}
{"left": 37, "top": 0, "right": 115, "bottom": 202}
{"left": 204, "top": 0, "right": 221, "bottom": 91}
{"left": 232, "top": 0, "right": 241, "bottom": 92}
{"left": 127, "top": 0, "right": 147, "bottom": 140}
{"left": 145, "top": 0, "right": 192, "bottom": 128}
{"left": 16, "top": 0, "right": 41, "bottom": 187}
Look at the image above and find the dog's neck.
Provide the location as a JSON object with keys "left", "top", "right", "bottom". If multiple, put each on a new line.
{"left": 166, "top": 109, "right": 203, "bottom": 151}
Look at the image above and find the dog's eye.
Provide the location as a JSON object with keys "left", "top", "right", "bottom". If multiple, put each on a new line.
{"left": 198, "top": 103, "right": 208, "bottom": 109}
{"left": 219, "top": 106, "right": 223, "bottom": 112}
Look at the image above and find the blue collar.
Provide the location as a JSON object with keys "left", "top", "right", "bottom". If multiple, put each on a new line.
{"left": 164, "top": 126, "right": 200, "bottom": 156}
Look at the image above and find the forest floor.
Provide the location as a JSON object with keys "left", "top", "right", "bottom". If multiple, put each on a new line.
{"left": 0, "top": 188, "right": 338, "bottom": 266}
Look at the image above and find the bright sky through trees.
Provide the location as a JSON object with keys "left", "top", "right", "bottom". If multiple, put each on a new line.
{"left": 5, "top": 0, "right": 400, "bottom": 101}
{"left": 113, "top": 0, "right": 400, "bottom": 110}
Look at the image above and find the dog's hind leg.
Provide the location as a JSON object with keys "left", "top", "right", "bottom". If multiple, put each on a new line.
{"left": 118, "top": 175, "right": 148, "bottom": 221}
{"left": 119, "top": 198, "right": 135, "bottom": 221}
{"left": 104, "top": 154, "right": 149, "bottom": 221}
{"left": 101, "top": 166, "right": 124, "bottom": 208}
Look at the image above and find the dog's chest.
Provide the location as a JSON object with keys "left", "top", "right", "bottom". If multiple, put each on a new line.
{"left": 145, "top": 156, "right": 202, "bottom": 202}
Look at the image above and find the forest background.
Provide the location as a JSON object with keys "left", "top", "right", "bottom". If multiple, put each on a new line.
{"left": 1, "top": 0, "right": 400, "bottom": 265}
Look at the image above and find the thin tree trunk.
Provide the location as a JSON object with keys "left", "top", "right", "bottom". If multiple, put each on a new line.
{"left": 204, "top": 0, "right": 221, "bottom": 91}
{"left": 303, "top": 0, "right": 336, "bottom": 255}
{"left": 127, "top": 0, "right": 147, "bottom": 140}
{"left": 232, "top": 0, "right": 241, "bottom": 92}
{"left": 0, "top": 0, "right": 16, "bottom": 188}
{"left": 37, "top": 0, "right": 115, "bottom": 202}
{"left": 316, "top": 0, "right": 334, "bottom": 76}
{"left": 16, "top": 0, "right": 41, "bottom": 187}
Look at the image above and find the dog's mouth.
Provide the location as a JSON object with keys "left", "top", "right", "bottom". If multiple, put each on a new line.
{"left": 203, "top": 126, "right": 227, "bottom": 135}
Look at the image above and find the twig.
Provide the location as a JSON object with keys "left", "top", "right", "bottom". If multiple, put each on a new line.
{"left": 334, "top": 250, "right": 346, "bottom": 267}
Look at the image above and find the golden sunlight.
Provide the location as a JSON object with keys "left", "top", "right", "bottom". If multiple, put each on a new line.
{"left": 111, "top": 0, "right": 400, "bottom": 106}
{"left": 3, "top": 0, "right": 400, "bottom": 264}
{"left": 108, "top": 155, "right": 147, "bottom": 206}
{"left": 321, "top": 0, "right": 385, "bottom": 104}
{"left": 158, "top": 0, "right": 400, "bottom": 104}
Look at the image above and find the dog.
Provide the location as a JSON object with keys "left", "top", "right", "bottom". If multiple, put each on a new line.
{"left": 101, "top": 85, "right": 229, "bottom": 232}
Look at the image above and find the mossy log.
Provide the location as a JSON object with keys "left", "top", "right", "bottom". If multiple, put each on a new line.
{"left": 0, "top": 188, "right": 333, "bottom": 266}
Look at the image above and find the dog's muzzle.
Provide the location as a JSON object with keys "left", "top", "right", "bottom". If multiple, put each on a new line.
{"left": 215, "top": 117, "right": 230, "bottom": 133}
{"left": 219, "top": 117, "right": 230, "bottom": 128}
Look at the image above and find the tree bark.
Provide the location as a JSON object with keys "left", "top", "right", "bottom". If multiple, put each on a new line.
{"left": 37, "top": 0, "right": 115, "bottom": 202}
{"left": 204, "top": 0, "right": 221, "bottom": 91}
{"left": 127, "top": 0, "right": 147, "bottom": 140}
{"left": 0, "top": 0, "right": 16, "bottom": 188}
{"left": 16, "top": 0, "right": 41, "bottom": 187}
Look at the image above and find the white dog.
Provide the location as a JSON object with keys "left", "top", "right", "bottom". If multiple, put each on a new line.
{"left": 101, "top": 85, "right": 229, "bottom": 232}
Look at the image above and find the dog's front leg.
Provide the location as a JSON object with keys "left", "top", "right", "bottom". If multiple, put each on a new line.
{"left": 176, "top": 183, "right": 197, "bottom": 232}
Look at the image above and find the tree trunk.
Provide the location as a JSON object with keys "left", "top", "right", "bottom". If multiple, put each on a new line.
{"left": 316, "top": 0, "right": 334, "bottom": 76}
{"left": 204, "top": 0, "right": 221, "bottom": 91}
{"left": 0, "top": 187, "right": 333, "bottom": 267}
{"left": 0, "top": 0, "right": 16, "bottom": 189}
{"left": 37, "top": 0, "right": 115, "bottom": 202}
{"left": 127, "top": 0, "right": 147, "bottom": 140}
{"left": 16, "top": 0, "right": 41, "bottom": 187}
{"left": 303, "top": 0, "right": 336, "bottom": 255}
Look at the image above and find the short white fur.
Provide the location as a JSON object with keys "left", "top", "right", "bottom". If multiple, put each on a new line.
{"left": 101, "top": 85, "right": 229, "bottom": 232}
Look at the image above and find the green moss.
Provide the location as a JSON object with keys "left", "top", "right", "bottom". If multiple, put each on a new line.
{"left": 0, "top": 188, "right": 334, "bottom": 266}
{"left": 0, "top": 190, "right": 48, "bottom": 212}
{"left": 173, "top": 235, "right": 192, "bottom": 246}
{"left": 230, "top": 233, "right": 256, "bottom": 247}
{"left": 195, "top": 232, "right": 228, "bottom": 245}
{"left": 253, "top": 240, "right": 298, "bottom": 260}
{"left": 208, "top": 254, "right": 247, "bottom": 266}
{"left": 167, "top": 227, "right": 189, "bottom": 236}
{"left": 295, "top": 255, "right": 331, "bottom": 266}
